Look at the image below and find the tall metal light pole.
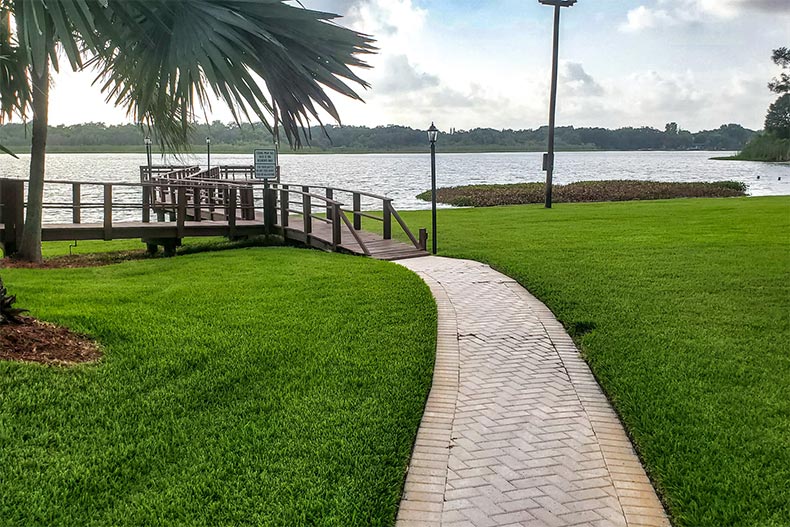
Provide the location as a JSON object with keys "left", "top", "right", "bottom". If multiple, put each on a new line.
{"left": 539, "top": 0, "right": 577, "bottom": 208}
{"left": 427, "top": 122, "right": 439, "bottom": 255}
{"left": 206, "top": 137, "right": 211, "bottom": 172}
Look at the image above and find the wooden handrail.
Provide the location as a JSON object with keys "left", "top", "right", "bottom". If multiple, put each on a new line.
{"left": 390, "top": 207, "right": 421, "bottom": 248}
{"left": 1, "top": 173, "right": 426, "bottom": 260}
{"left": 339, "top": 211, "right": 371, "bottom": 256}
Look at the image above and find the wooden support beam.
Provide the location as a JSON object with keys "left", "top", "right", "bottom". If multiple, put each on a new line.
{"left": 332, "top": 204, "right": 341, "bottom": 246}
{"left": 241, "top": 187, "right": 254, "bottom": 220}
{"left": 103, "top": 184, "right": 112, "bottom": 240}
{"left": 279, "top": 185, "right": 289, "bottom": 227}
{"left": 0, "top": 179, "right": 24, "bottom": 255}
{"left": 263, "top": 184, "right": 277, "bottom": 234}
{"left": 302, "top": 188, "right": 312, "bottom": 237}
{"left": 141, "top": 184, "right": 150, "bottom": 223}
{"left": 326, "top": 188, "right": 334, "bottom": 220}
{"left": 353, "top": 193, "right": 361, "bottom": 230}
{"left": 72, "top": 183, "right": 81, "bottom": 224}
{"left": 228, "top": 188, "right": 237, "bottom": 238}
{"left": 207, "top": 187, "right": 215, "bottom": 215}
{"left": 177, "top": 186, "right": 186, "bottom": 238}
{"left": 193, "top": 186, "right": 202, "bottom": 222}
{"left": 383, "top": 199, "right": 392, "bottom": 240}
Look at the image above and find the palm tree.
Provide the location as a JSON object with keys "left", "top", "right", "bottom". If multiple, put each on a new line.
{"left": 0, "top": 0, "right": 374, "bottom": 262}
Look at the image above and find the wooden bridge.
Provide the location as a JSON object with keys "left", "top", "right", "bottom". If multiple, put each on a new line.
{"left": 0, "top": 166, "right": 429, "bottom": 260}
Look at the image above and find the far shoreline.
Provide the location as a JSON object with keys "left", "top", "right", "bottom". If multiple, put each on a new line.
{"left": 0, "top": 147, "right": 743, "bottom": 156}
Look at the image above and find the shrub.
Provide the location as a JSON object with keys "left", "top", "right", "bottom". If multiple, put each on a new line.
{"left": 417, "top": 180, "right": 748, "bottom": 207}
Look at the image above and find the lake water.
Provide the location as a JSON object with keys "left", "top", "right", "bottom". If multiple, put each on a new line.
{"left": 0, "top": 151, "right": 787, "bottom": 220}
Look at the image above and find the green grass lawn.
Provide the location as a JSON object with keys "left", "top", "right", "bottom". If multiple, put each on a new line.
{"left": 0, "top": 247, "right": 436, "bottom": 526}
{"left": 394, "top": 196, "right": 790, "bottom": 527}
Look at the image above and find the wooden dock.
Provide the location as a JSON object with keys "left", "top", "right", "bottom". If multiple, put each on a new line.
{"left": 0, "top": 166, "right": 429, "bottom": 261}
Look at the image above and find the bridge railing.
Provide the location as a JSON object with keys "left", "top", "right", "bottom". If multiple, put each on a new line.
{"left": 139, "top": 165, "right": 201, "bottom": 183}
{"left": 161, "top": 166, "right": 424, "bottom": 251}
{"left": 0, "top": 177, "right": 373, "bottom": 255}
{"left": 270, "top": 183, "right": 423, "bottom": 250}
{"left": 1, "top": 166, "right": 427, "bottom": 256}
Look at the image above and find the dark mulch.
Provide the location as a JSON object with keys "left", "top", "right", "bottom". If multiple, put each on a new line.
{"left": 0, "top": 317, "right": 102, "bottom": 366}
{"left": 1, "top": 250, "right": 150, "bottom": 270}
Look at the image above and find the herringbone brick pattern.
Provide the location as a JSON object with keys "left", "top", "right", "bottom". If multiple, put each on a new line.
{"left": 396, "top": 257, "right": 668, "bottom": 527}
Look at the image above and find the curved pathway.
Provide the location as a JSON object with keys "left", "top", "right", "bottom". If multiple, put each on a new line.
{"left": 396, "top": 257, "right": 669, "bottom": 527}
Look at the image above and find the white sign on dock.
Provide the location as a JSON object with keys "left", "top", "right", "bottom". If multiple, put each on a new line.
{"left": 254, "top": 149, "right": 278, "bottom": 179}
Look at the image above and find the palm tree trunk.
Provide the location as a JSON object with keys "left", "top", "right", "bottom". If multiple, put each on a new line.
{"left": 18, "top": 56, "right": 49, "bottom": 263}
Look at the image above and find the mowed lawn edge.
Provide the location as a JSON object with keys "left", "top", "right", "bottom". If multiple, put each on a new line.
{"left": 0, "top": 247, "right": 437, "bottom": 526}
{"left": 392, "top": 196, "right": 790, "bottom": 527}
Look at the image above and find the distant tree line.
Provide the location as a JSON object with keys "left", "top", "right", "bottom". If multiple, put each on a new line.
{"left": 0, "top": 121, "right": 756, "bottom": 153}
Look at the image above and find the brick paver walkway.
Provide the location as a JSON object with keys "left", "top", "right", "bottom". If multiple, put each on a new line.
{"left": 396, "top": 257, "right": 669, "bottom": 527}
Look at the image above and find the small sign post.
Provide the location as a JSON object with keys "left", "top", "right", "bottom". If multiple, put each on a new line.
{"left": 254, "top": 149, "right": 278, "bottom": 180}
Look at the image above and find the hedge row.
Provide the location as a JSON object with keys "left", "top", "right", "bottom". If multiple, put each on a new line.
{"left": 417, "top": 180, "right": 747, "bottom": 207}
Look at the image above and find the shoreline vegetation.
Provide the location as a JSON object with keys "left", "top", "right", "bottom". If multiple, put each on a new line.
{"left": 714, "top": 135, "right": 790, "bottom": 163}
{"left": 0, "top": 122, "right": 756, "bottom": 156}
{"left": 417, "top": 180, "right": 748, "bottom": 207}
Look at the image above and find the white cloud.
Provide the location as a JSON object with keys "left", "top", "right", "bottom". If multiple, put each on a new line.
{"left": 375, "top": 55, "right": 440, "bottom": 93}
{"left": 620, "top": 6, "right": 674, "bottom": 32}
{"left": 561, "top": 63, "right": 604, "bottom": 96}
{"left": 41, "top": 1, "right": 781, "bottom": 133}
{"left": 620, "top": 0, "right": 790, "bottom": 32}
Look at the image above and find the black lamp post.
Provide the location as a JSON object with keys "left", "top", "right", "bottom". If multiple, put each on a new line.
{"left": 539, "top": 0, "right": 577, "bottom": 208}
{"left": 144, "top": 136, "right": 152, "bottom": 176}
{"left": 206, "top": 137, "right": 211, "bottom": 172}
{"left": 427, "top": 122, "right": 439, "bottom": 255}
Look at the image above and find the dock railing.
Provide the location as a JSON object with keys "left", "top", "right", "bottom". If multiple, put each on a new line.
{"left": 1, "top": 168, "right": 426, "bottom": 258}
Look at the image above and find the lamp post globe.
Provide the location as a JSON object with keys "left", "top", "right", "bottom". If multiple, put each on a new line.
{"left": 427, "top": 122, "right": 439, "bottom": 144}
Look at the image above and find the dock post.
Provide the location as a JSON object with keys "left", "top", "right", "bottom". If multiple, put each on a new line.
{"left": 228, "top": 188, "right": 237, "bottom": 239}
{"left": 332, "top": 204, "right": 342, "bottom": 247}
{"left": 241, "top": 186, "right": 255, "bottom": 221}
{"left": 177, "top": 186, "right": 186, "bottom": 238}
{"left": 193, "top": 186, "right": 202, "bottom": 222}
{"left": 326, "top": 188, "right": 334, "bottom": 221}
{"left": 279, "top": 185, "right": 289, "bottom": 228}
{"left": 263, "top": 183, "right": 277, "bottom": 234}
{"left": 353, "top": 193, "right": 361, "bottom": 230}
{"left": 302, "top": 188, "right": 312, "bottom": 241}
{"left": 73, "top": 183, "right": 82, "bottom": 224}
{"left": 207, "top": 186, "right": 215, "bottom": 217}
{"left": 103, "top": 184, "right": 113, "bottom": 240}
{"left": 383, "top": 199, "right": 392, "bottom": 240}
{"left": 419, "top": 228, "right": 428, "bottom": 251}
{"left": 141, "top": 184, "right": 150, "bottom": 223}
{"left": 0, "top": 179, "right": 24, "bottom": 256}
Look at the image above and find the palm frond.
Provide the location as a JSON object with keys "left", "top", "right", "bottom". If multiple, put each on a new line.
{"left": 86, "top": 0, "right": 375, "bottom": 150}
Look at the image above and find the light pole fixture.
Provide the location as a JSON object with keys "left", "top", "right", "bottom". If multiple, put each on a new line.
{"left": 144, "top": 136, "right": 152, "bottom": 177}
{"left": 427, "top": 122, "right": 439, "bottom": 255}
{"left": 206, "top": 137, "right": 211, "bottom": 172}
{"left": 539, "top": 0, "right": 577, "bottom": 208}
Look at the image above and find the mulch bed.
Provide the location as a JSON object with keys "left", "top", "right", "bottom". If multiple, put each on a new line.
{"left": 1, "top": 250, "right": 150, "bottom": 270}
{"left": 0, "top": 317, "right": 102, "bottom": 366}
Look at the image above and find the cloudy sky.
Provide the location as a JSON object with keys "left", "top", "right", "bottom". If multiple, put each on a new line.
{"left": 48, "top": 0, "right": 790, "bottom": 132}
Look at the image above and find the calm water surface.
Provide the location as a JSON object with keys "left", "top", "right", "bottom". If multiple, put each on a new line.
{"left": 0, "top": 151, "right": 787, "bottom": 220}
